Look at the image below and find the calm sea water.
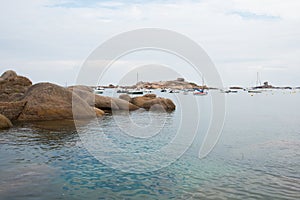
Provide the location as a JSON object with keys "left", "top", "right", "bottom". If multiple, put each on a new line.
{"left": 0, "top": 90, "right": 299, "bottom": 199}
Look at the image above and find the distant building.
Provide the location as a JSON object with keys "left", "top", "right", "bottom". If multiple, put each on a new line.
{"left": 254, "top": 81, "right": 274, "bottom": 89}
{"left": 177, "top": 78, "right": 185, "bottom": 82}
{"left": 264, "top": 82, "right": 269, "bottom": 87}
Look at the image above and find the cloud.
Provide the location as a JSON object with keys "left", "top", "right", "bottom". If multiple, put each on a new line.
{"left": 247, "top": 66, "right": 288, "bottom": 71}
{"left": 230, "top": 0, "right": 300, "bottom": 20}
{"left": 230, "top": 11, "right": 280, "bottom": 21}
{"left": 0, "top": 0, "right": 299, "bottom": 86}
{"left": 50, "top": 0, "right": 126, "bottom": 9}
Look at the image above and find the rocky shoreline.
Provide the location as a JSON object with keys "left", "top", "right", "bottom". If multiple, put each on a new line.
{"left": 0, "top": 70, "right": 175, "bottom": 129}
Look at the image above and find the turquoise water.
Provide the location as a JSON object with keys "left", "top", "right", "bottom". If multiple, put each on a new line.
{"left": 0, "top": 90, "right": 299, "bottom": 199}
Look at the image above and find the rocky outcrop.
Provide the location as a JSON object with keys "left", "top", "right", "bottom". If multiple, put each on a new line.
{"left": 0, "top": 70, "right": 17, "bottom": 80}
{"left": 94, "top": 95, "right": 120, "bottom": 111}
{"left": 17, "top": 83, "right": 103, "bottom": 121}
{"left": 68, "top": 87, "right": 96, "bottom": 106}
{"left": 119, "top": 94, "right": 131, "bottom": 102}
{"left": 68, "top": 85, "right": 93, "bottom": 93}
{"left": 134, "top": 79, "right": 206, "bottom": 90}
{"left": 112, "top": 97, "right": 140, "bottom": 111}
{"left": 71, "top": 87, "right": 139, "bottom": 111}
{"left": 142, "top": 98, "right": 176, "bottom": 111}
{"left": 0, "top": 114, "right": 13, "bottom": 129}
{"left": 121, "top": 94, "right": 176, "bottom": 112}
{"left": 0, "top": 70, "right": 32, "bottom": 102}
{"left": 130, "top": 94, "right": 157, "bottom": 107}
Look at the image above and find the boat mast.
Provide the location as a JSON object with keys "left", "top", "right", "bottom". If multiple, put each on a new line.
{"left": 256, "top": 72, "right": 261, "bottom": 86}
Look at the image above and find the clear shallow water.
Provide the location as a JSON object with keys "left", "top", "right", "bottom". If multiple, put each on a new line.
{"left": 1, "top": 90, "right": 300, "bottom": 199}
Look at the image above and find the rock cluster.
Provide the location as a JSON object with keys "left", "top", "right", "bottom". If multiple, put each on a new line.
{"left": 0, "top": 70, "right": 176, "bottom": 129}
{"left": 119, "top": 94, "right": 176, "bottom": 112}
{"left": 70, "top": 86, "right": 139, "bottom": 111}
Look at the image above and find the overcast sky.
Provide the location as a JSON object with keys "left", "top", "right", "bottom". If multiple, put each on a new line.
{"left": 0, "top": 0, "right": 299, "bottom": 87}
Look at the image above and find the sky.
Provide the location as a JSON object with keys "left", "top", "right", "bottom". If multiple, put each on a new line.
{"left": 0, "top": 0, "right": 299, "bottom": 87}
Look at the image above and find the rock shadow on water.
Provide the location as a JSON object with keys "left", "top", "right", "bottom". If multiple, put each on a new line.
{"left": 10, "top": 119, "right": 97, "bottom": 147}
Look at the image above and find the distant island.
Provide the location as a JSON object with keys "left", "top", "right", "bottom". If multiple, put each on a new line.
{"left": 97, "top": 78, "right": 297, "bottom": 91}
{"left": 99, "top": 78, "right": 210, "bottom": 90}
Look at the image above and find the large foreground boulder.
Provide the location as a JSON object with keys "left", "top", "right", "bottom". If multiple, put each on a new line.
{"left": 17, "top": 83, "right": 103, "bottom": 121}
{"left": 0, "top": 114, "right": 13, "bottom": 129}
{"left": 127, "top": 94, "right": 176, "bottom": 112}
{"left": 0, "top": 70, "right": 32, "bottom": 102}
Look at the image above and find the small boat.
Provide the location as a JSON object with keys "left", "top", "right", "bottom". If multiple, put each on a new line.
{"left": 193, "top": 88, "right": 208, "bottom": 96}
{"left": 248, "top": 90, "right": 262, "bottom": 93}
{"left": 143, "top": 89, "right": 152, "bottom": 93}
{"left": 161, "top": 89, "right": 167, "bottom": 92}
{"left": 224, "top": 90, "right": 238, "bottom": 93}
{"left": 169, "top": 90, "right": 180, "bottom": 93}
{"left": 94, "top": 86, "right": 104, "bottom": 94}
{"left": 127, "top": 90, "right": 143, "bottom": 95}
{"left": 116, "top": 89, "right": 128, "bottom": 93}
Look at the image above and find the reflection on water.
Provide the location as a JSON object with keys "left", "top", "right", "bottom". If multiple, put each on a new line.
{"left": 0, "top": 90, "right": 300, "bottom": 199}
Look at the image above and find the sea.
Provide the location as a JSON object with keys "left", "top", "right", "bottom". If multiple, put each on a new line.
{"left": 0, "top": 89, "right": 299, "bottom": 199}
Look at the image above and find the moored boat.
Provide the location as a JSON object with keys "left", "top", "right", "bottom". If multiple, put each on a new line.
{"left": 193, "top": 88, "right": 208, "bottom": 96}
{"left": 127, "top": 90, "right": 143, "bottom": 95}
{"left": 94, "top": 86, "right": 104, "bottom": 94}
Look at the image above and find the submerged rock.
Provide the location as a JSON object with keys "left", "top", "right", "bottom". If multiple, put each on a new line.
{"left": 17, "top": 83, "right": 102, "bottom": 121}
{"left": 0, "top": 114, "right": 13, "bottom": 129}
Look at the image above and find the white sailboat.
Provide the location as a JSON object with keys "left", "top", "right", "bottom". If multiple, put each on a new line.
{"left": 128, "top": 72, "right": 143, "bottom": 95}
{"left": 247, "top": 72, "right": 263, "bottom": 93}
